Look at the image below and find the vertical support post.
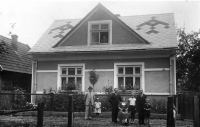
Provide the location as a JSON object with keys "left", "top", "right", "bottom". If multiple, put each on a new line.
{"left": 37, "top": 102, "right": 44, "bottom": 127}
{"left": 194, "top": 96, "right": 199, "bottom": 127}
{"left": 68, "top": 94, "right": 73, "bottom": 127}
{"left": 180, "top": 93, "right": 184, "bottom": 120}
{"left": 167, "top": 96, "right": 175, "bottom": 127}
{"left": 50, "top": 93, "right": 54, "bottom": 111}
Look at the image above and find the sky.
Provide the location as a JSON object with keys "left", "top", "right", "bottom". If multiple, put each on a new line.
{"left": 0, "top": 0, "right": 200, "bottom": 48}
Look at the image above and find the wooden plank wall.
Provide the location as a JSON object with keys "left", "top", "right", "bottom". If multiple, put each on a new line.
{"left": 0, "top": 91, "right": 13, "bottom": 110}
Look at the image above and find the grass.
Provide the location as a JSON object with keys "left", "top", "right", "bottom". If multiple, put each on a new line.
{"left": 0, "top": 116, "right": 193, "bottom": 127}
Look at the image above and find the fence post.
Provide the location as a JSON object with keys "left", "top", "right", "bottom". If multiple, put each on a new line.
{"left": 68, "top": 94, "right": 73, "bottom": 127}
{"left": 180, "top": 93, "right": 184, "bottom": 120}
{"left": 194, "top": 96, "right": 199, "bottom": 127}
{"left": 50, "top": 93, "right": 54, "bottom": 111}
{"left": 37, "top": 102, "right": 44, "bottom": 127}
{"left": 167, "top": 96, "right": 175, "bottom": 127}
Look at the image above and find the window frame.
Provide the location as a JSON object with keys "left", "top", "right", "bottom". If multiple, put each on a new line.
{"left": 88, "top": 20, "right": 112, "bottom": 45}
{"left": 57, "top": 64, "right": 85, "bottom": 92}
{"left": 114, "top": 62, "right": 145, "bottom": 91}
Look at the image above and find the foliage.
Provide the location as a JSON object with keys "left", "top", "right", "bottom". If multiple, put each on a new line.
{"left": 151, "top": 98, "right": 167, "bottom": 114}
{"left": 176, "top": 29, "right": 200, "bottom": 91}
{"left": 0, "top": 38, "right": 8, "bottom": 54}
{"left": 34, "top": 91, "right": 114, "bottom": 112}
{"left": 25, "top": 102, "right": 37, "bottom": 110}
{"left": 89, "top": 70, "right": 99, "bottom": 90}
{"left": 103, "top": 85, "right": 113, "bottom": 94}
{"left": 62, "top": 82, "right": 76, "bottom": 91}
{"left": 35, "top": 94, "right": 51, "bottom": 110}
{"left": 61, "top": 81, "right": 81, "bottom": 92}
{"left": 98, "top": 95, "right": 112, "bottom": 112}
{"left": 12, "top": 86, "right": 26, "bottom": 110}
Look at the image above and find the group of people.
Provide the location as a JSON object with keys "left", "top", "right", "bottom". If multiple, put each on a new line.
{"left": 84, "top": 86, "right": 151, "bottom": 125}
{"left": 84, "top": 86, "right": 101, "bottom": 120}
{"left": 109, "top": 88, "right": 151, "bottom": 125}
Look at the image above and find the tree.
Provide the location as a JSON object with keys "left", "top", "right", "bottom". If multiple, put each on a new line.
{"left": 89, "top": 70, "right": 99, "bottom": 91}
{"left": 0, "top": 38, "right": 8, "bottom": 54}
{"left": 176, "top": 28, "right": 200, "bottom": 91}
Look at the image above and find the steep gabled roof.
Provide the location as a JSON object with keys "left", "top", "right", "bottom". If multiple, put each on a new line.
{"left": 0, "top": 35, "right": 32, "bottom": 74}
{"left": 54, "top": 3, "right": 149, "bottom": 47}
{"left": 29, "top": 5, "right": 177, "bottom": 54}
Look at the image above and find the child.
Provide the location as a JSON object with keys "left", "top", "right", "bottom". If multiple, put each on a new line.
{"left": 144, "top": 98, "right": 151, "bottom": 125}
{"left": 94, "top": 98, "right": 101, "bottom": 120}
{"left": 173, "top": 104, "right": 177, "bottom": 125}
{"left": 128, "top": 92, "right": 136, "bottom": 124}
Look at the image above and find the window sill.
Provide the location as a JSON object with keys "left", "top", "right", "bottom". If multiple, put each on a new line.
{"left": 90, "top": 42, "right": 110, "bottom": 45}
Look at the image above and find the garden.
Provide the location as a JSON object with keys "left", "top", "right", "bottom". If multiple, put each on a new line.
{"left": 0, "top": 70, "right": 194, "bottom": 126}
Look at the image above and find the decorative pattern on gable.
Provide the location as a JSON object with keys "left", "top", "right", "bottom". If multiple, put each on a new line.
{"left": 136, "top": 17, "right": 169, "bottom": 34}
{"left": 48, "top": 21, "right": 73, "bottom": 38}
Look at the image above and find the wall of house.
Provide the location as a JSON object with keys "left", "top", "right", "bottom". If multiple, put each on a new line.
{"left": 85, "top": 71, "right": 114, "bottom": 92}
{"left": 145, "top": 71, "right": 170, "bottom": 93}
{"left": 37, "top": 58, "right": 169, "bottom": 70}
{"left": 60, "top": 7, "right": 141, "bottom": 46}
{"left": 37, "top": 72, "right": 57, "bottom": 92}
{"left": 35, "top": 57, "right": 170, "bottom": 94}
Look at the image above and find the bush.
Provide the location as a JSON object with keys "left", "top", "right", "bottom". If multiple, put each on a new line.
{"left": 35, "top": 94, "right": 51, "bottom": 110}
{"left": 151, "top": 98, "right": 167, "bottom": 114}
{"left": 12, "top": 86, "right": 26, "bottom": 110}
{"left": 98, "top": 95, "right": 112, "bottom": 112}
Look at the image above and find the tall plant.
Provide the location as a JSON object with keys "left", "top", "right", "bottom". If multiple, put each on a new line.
{"left": 89, "top": 70, "right": 99, "bottom": 91}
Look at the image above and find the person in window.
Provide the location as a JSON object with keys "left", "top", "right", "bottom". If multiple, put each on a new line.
{"left": 118, "top": 97, "right": 130, "bottom": 125}
{"left": 84, "top": 86, "right": 95, "bottom": 120}
{"left": 101, "top": 36, "right": 108, "bottom": 43}
{"left": 136, "top": 89, "right": 147, "bottom": 125}
{"left": 109, "top": 88, "right": 122, "bottom": 123}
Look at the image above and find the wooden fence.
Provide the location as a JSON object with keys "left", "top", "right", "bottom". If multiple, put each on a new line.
{"left": 1, "top": 91, "right": 198, "bottom": 120}
{"left": 177, "top": 91, "right": 200, "bottom": 120}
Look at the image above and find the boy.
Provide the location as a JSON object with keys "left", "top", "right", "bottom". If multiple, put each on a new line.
{"left": 144, "top": 98, "right": 151, "bottom": 125}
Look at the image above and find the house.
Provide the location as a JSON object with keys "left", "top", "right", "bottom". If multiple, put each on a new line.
{"left": 0, "top": 35, "right": 32, "bottom": 93}
{"left": 29, "top": 4, "right": 177, "bottom": 97}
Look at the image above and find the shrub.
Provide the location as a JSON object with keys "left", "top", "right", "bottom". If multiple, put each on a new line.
{"left": 98, "top": 95, "right": 112, "bottom": 112}
{"left": 151, "top": 98, "right": 167, "bottom": 114}
{"left": 103, "top": 85, "right": 113, "bottom": 94}
{"left": 89, "top": 70, "right": 99, "bottom": 91}
{"left": 12, "top": 86, "right": 26, "bottom": 110}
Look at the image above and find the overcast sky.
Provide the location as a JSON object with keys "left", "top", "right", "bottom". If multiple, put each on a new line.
{"left": 0, "top": 0, "right": 200, "bottom": 47}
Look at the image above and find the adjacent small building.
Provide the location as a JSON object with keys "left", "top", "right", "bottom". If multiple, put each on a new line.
{"left": 29, "top": 4, "right": 177, "bottom": 96}
{"left": 0, "top": 35, "right": 32, "bottom": 93}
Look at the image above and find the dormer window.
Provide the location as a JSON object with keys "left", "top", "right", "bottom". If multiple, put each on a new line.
{"left": 88, "top": 20, "right": 112, "bottom": 45}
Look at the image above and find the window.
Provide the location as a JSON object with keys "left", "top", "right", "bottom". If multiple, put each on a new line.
{"left": 117, "top": 66, "right": 142, "bottom": 90}
{"left": 60, "top": 67, "right": 83, "bottom": 90}
{"left": 88, "top": 20, "right": 112, "bottom": 45}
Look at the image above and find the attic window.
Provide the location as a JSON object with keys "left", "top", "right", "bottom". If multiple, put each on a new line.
{"left": 88, "top": 20, "right": 112, "bottom": 45}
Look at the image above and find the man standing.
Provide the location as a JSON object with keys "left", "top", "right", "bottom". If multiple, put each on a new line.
{"left": 109, "top": 88, "right": 122, "bottom": 123}
{"left": 136, "top": 89, "right": 147, "bottom": 125}
{"left": 84, "top": 86, "right": 95, "bottom": 120}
